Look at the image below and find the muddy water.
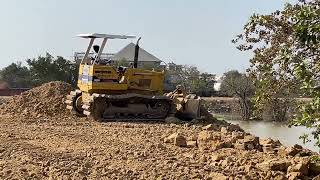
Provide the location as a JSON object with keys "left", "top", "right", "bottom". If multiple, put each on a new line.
{"left": 226, "top": 119, "right": 319, "bottom": 152}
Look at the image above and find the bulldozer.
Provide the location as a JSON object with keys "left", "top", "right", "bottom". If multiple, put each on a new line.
{"left": 66, "top": 33, "right": 201, "bottom": 121}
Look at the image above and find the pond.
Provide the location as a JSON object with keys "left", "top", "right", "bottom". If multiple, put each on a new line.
{"left": 216, "top": 114, "right": 319, "bottom": 152}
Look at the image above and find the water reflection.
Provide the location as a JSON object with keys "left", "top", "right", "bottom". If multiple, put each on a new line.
{"left": 226, "top": 119, "right": 319, "bottom": 152}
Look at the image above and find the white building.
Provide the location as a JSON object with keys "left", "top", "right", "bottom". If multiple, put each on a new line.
{"left": 214, "top": 75, "right": 223, "bottom": 91}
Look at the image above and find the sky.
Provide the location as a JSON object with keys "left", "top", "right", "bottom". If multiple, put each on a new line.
{"left": 0, "top": 0, "right": 295, "bottom": 75}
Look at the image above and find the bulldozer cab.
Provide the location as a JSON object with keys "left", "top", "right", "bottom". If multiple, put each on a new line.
{"left": 76, "top": 33, "right": 165, "bottom": 95}
{"left": 77, "top": 33, "right": 135, "bottom": 65}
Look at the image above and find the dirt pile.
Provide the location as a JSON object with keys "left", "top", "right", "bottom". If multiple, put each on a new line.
{"left": 0, "top": 81, "right": 72, "bottom": 118}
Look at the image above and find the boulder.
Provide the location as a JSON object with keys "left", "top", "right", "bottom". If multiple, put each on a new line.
{"left": 260, "top": 138, "right": 275, "bottom": 147}
{"left": 228, "top": 124, "right": 243, "bottom": 132}
{"left": 257, "top": 159, "right": 291, "bottom": 172}
{"left": 231, "top": 131, "right": 244, "bottom": 139}
{"left": 202, "top": 124, "right": 219, "bottom": 131}
{"left": 260, "top": 138, "right": 280, "bottom": 153}
{"left": 164, "top": 132, "right": 179, "bottom": 143}
{"left": 208, "top": 172, "right": 228, "bottom": 180}
{"left": 174, "top": 134, "right": 187, "bottom": 147}
{"left": 235, "top": 135, "right": 260, "bottom": 151}
{"left": 309, "top": 162, "right": 320, "bottom": 175}
{"left": 197, "top": 131, "right": 220, "bottom": 150}
{"left": 286, "top": 172, "right": 302, "bottom": 180}
{"left": 243, "top": 135, "right": 259, "bottom": 145}
{"left": 287, "top": 163, "right": 308, "bottom": 175}
{"left": 293, "top": 144, "right": 303, "bottom": 149}
{"left": 211, "top": 153, "right": 225, "bottom": 161}
{"left": 272, "top": 172, "right": 287, "bottom": 180}
{"left": 220, "top": 127, "right": 228, "bottom": 134}
{"left": 288, "top": 157, "right": 309, "bottom": 175}
{"left": 186, "top": 141, "right": 197, "bottom": 148}
{"left": 280, "top": 144, "right": 303, "bottom": 156}
{"left": 212, "top": 140, "right": 233, "bottom": 150}
{"left": 197, "top": 131, "right": 213, "bottom": 142}
{"left": 234, "top": 142, "right": 246, "bottom": 150}
{"left": 187, "top": 134, "right": 198, "bottom": 141}
{"left": 197, "top": 131, "right": 213, "bottom": 150}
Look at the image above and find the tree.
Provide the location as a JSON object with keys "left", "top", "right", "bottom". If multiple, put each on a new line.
{"left": 0, "top": 62, "right": 32, "bottom": 88}
{"left": 232, "top": 2, "right": 302, "bottom": 120}
{"left": 27, "top": 53, "right": 78, "bottom": 87}
{"left": 220, "top": 70, "right": 255, "bottom": 120}
{"left": 0, "top": 53, "right": 78, "bottom": 88}
{"left": 194, "top": 73, "right": 216, "bottom": 96}
{"left": 289, "top": 1, "right": 320, "bottom": 145}
{"left": 165, "top": 63, "right": 214, "bottom": 95}
{"left": 234, "top": 0, "right": 320, "bottom": 144}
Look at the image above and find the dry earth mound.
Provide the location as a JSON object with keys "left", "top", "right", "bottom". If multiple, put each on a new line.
{"left": 0, "top": 81, "right": 72, "bottom": 118}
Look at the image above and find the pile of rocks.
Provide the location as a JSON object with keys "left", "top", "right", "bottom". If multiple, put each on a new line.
{"left": 164, "top": 123, "right": 320, "bottom": 179}
{"left": 0, "top": 81, "right": 72, "bottom": 118}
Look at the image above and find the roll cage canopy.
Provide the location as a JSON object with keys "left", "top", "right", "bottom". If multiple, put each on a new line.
{"left": 77, "top": 33, "right": 136, "bottom": 64}
{"left": 77, "top": 33, "right": 136, "bottom": 39}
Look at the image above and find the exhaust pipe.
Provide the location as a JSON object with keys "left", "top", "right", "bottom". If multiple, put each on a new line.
{"left": 133, "top": 37, "right": 141, "bottom": 68}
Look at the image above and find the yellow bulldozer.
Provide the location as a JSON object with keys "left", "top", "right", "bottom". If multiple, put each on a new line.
{"left": 66, "top": 33, "right": 201, "bottom": 121}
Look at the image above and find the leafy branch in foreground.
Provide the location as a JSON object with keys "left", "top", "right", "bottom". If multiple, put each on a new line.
{"left": 234, "top": 0, "right": 320, "bottom": 146}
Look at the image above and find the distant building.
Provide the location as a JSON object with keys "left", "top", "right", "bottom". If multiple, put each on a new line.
{"left": 74, "top": 43, "right": 162, "bottom": 68}
{"left": 111, "top": 43, "right": 162, "bottom": 68}
{"left": 214, "top": 75, "right": 223, "bottom": 91}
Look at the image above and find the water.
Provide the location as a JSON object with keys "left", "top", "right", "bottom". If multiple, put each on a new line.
{"left": 225, "top": 119, "right": 319, "bottom": 152}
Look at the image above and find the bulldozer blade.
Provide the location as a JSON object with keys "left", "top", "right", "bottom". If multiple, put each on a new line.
{"left": 176, "top": 97, "right": 201, "bottom": 121}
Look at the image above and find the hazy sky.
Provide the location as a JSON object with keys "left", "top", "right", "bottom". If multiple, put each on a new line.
{"left": 0, "top": 0, "right": 294, "bottom": 74}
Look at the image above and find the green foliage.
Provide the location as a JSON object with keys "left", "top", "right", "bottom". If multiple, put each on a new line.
{"left": 27, "top": 53, "right": 78, "bottom": 86}
{"left": 0, "top": 53, "right": 78, "bottom": 88}
{"left": 220, "top": 70, "right": 255, "bottom": 120}
{"left": 220, "top": 70, "right": 254, "bottom": 97}
{"left": 0, "top": 62, "right": 32, "bottom": 88}
{"left": 165, "top": 63, "right": 216, "bottom": 96}
{"left": 234, "top": 0, "right": 320, "bottom": 145}
{"left": 290, "top": 1, "right": 320, "bottom": 145}
{"left": 194, "top": 73, "right": 216, "bottom": 96}
{"left": 233, "top": 2, "right": 301, "bottom": 120}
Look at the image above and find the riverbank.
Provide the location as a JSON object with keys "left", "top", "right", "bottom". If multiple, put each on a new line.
{"left": 226, "top": 119, "right": 318, "bottom": 152}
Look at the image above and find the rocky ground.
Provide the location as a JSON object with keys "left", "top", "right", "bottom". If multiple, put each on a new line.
{"left": 0, "top": 82, "right": 320, "bottom": 179}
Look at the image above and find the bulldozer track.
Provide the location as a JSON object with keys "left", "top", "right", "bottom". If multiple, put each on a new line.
{"left": 81, "top": 93, "right": 176, "bottom": 121}
{"left": 65, "top": 90, "right": 85, "bottom": 117}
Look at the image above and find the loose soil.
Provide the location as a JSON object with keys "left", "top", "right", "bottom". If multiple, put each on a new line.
{"left": 1, "top": 116, "right": 319, "bottom": 179}
{"left": 0, "top": 82, "right": 319, "bottom": 179}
